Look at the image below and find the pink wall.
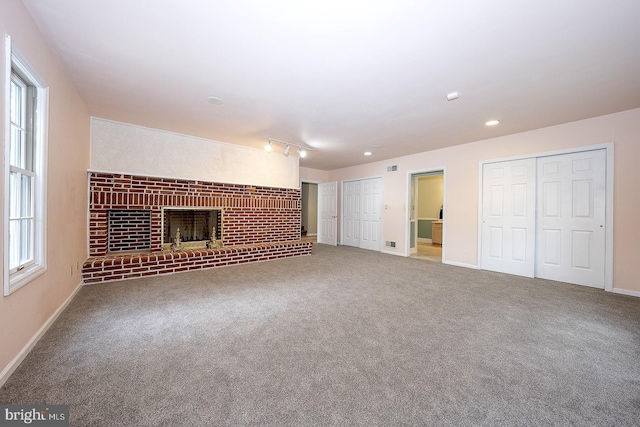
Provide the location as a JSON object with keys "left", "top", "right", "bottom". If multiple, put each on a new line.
{"left": 328, "top": 108, "right": 640, "bottom": 295}
{"left": 0, "top": 1, "right": 90, "bottom": 380}
{"left": 300, "top": 167, "right": 329, "bottom": 183}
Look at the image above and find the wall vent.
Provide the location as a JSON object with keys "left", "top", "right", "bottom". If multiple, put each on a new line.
{"left": 387, "top": 165, "right": 398, "bottom": 172}
{"left": 385, "top": 241, "right": 396, "bottom": 247}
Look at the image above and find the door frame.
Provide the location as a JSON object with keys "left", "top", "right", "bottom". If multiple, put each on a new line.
{"left": 405, "top": 167, "right": 447, "bottom": 259}
{"left": 300, "top": 179, "right": 321, "bottom": 238}
{"left": 477, "top": 142, "right": 614, "bottom": 292}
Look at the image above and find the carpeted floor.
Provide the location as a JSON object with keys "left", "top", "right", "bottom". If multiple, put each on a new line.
{"left": 1, "top": 244, "right": 639, "bottom": 426}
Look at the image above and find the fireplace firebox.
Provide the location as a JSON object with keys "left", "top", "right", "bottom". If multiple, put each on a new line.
{"left": 162, "top": 208, "right": 222, "bottom": 250}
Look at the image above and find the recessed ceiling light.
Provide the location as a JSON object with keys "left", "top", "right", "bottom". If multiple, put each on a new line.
{"left": 485, "top": 120, "right": 500, "bottom": 126}
{"left": 364, "top": 151, "right": 372, "bottom": 156}
{"left": 206, "top": 96, "right": 223, "bottom": 105}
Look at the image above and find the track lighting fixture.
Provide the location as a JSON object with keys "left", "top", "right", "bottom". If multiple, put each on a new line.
{"left": 265, "top": 138, "right": 315, "bottom": 158}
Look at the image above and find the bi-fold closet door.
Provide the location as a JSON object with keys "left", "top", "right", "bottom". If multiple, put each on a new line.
{"left": 481, "top": 149, "right": 606, "bottom": 288}
{"left": 342, "top": 178, "right": 382, "bottom": 251}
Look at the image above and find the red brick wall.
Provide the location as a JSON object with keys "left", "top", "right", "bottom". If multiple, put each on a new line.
{"left": 89, "top": 172, "right": 302, "bottom": 256}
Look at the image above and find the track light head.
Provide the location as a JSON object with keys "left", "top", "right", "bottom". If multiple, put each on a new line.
{"left": 267, "top": 138, "right": 313, "bottom": 158}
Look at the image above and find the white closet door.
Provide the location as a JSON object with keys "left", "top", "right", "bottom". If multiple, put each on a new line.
{"left": 318, "top": 181, "right": 337, "bottom": 246}
{"left": 481, "top": 159, "right": 536, "bottom": 277}
{"left": 536, "top": 150, "right": 606, "bottom": 288}
{"left": 343, "top": 180, "right": 361, "bottom": 248}
{"left": 359, "top": 178, "right": 382, "bottom": 251}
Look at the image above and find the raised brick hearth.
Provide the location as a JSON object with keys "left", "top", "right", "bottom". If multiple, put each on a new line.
{"left": 83, "top": 172, "right": 312, "bottom": 284}
{"left": 83, "top": 241, "right": 312, "bottom": 284}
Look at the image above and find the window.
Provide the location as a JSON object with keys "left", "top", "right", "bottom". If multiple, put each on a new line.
{"left": 4, "top": 35, "right": 48, "bottom": 295}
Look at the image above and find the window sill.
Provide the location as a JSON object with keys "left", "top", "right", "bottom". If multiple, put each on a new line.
{"left": 5, "top": 264, "right": 47, "bottom": 296}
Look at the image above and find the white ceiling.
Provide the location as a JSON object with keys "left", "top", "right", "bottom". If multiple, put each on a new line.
{"left": 22, "top": 0, "right": 640, "bottom": 170}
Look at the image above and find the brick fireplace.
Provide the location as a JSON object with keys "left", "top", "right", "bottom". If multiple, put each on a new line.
{"left": 83, "top": 172, "right": 312, "bottom": 283}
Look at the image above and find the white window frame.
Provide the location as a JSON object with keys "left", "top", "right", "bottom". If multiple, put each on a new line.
{"left": 3, "top": 35, "right": 48, "bottom": 295}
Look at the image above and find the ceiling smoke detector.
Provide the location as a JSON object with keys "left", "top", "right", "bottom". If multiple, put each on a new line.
{"left": 206, "top": 96, "right": 223, "bottom": 105}
{"left": 446, "top": 92, "right": 459, "bottom": 101}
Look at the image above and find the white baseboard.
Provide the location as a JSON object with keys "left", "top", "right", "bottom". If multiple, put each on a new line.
{"left": 381, "top": 250, "right": 406, "bottom": 257}
{"left": 0, "top": 281, "right": 83, "bottom": 388}
{"left": 611, "top": 287, "right": 640, "bottom": 298}
{"left": 417, "top": 238, "right": 432, "bottom": 243}
{"left": 307, "top": 233, "right": 317, "bottom": 237}
{"left": 442, "top": 260, "right": 480, "bottom": 269}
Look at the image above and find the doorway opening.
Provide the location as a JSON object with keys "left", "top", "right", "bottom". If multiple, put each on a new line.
{"left": 407, "top": 169, "right": 445, "bottom": 262}
{"left": 301, "top": 182, "right": 318, "bottom": 243}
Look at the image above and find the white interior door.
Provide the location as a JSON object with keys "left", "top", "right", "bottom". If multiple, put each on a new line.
{"left": 481, "top": 159, "right": 536, "bottom": 277}
{"left": 359, "top": 178, "right": 382, "bottom": 251}
{"left": 318, "top": 181, "right": 338, "bottom": 246}
{"left": 536, "top": 150, "right": 606, "bottom": 288}
{"left": 342, "top": 180, "right": 360, "bottom": 247}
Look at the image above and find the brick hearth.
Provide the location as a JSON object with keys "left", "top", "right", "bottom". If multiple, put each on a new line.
{"left": 83, "top": 241, "right": 312, "bottom": 284}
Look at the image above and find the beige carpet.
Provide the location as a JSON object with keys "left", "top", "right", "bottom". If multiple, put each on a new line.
{"left": 1, "top": 244, "right": 639, "bottom": 426}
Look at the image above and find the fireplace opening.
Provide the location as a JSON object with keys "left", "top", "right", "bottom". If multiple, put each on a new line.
{"left": 162, "top": 208, "right": 222, "bottom": 250}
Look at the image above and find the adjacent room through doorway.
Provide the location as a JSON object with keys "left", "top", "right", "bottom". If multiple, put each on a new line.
{"left": 408, "top": 170, "right": 444, "bottom": 263}
{"left": 301, "top": 182, "right": 318, "bottom": 243}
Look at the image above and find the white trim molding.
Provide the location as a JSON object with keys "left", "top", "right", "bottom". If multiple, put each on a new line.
{"left": 612, "top": 288, "right": 640, "bottom": 298}
{"left": 382, "top": 250, "right": 406, "bottom": 257}
{"left": 443, "top": 260, "right": 480, "bottom": 269}
{"left": 0, "top": 281, "right": 83, "bottom": 388}
{"left": 3, "top": 35, "right": 49, "bottom": 296}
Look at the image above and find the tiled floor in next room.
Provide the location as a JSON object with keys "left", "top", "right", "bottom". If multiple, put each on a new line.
{"left": 409, "top": 241, "right": 442, "bottom": 263}
{"left": 301, "top": 235, "right": 317, "bottom": 243}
